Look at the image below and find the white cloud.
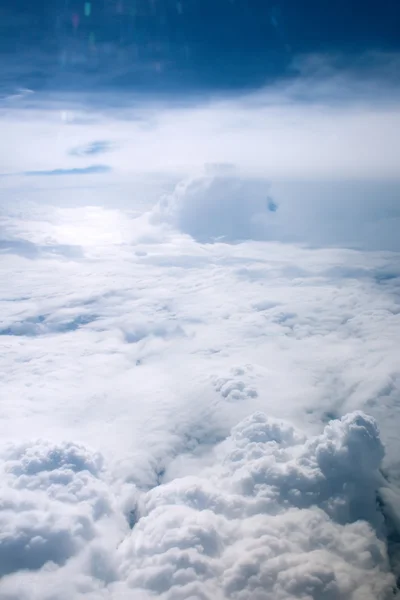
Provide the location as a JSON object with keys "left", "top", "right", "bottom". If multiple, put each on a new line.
{"left": 0, "top": 412, "right": 397, "bottom": 599}
{"left": 120, "top": 412, "right": 394, "bottom": 600}
{"left": 0, "top": 195, "right": 400, "bottom": 598}
{"left": 151, "top": 174, "right": 275, "bottom": 242}
{"left": 150, "top": 172, "right": 400, "bottom": 250}
{"left": 0, "top": 439, "right": 125, "bottom": 592}
{"left": 1, "top": 55, "right": 400, "bottom": 598}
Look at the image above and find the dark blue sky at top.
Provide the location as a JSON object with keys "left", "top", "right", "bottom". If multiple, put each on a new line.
{"left": 1, "top": 0, "right": 399, "bottom": 94}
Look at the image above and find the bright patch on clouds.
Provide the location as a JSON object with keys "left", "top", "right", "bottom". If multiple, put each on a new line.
{"left": 1, "top": 65, "right": 400, "bottom": 598}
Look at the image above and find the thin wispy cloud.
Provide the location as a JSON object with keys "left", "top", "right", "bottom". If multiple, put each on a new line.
{"left": 69, "top": 141, "right": 114, "bottom": 157}
{"left": 23, "top": 165, "right": 112, "bottom": 177}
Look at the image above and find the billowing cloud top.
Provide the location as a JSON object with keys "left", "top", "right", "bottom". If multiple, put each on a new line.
{"left": 0, "top": 411, "right": 397, "bottom": 599}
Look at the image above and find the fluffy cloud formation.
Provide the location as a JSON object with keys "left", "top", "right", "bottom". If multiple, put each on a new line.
{"left": 0, "top": 77, "right": 400, "bottom": 597}
{"left": 0, "top": 219, "right": 399, "bottom": 598}
{"left": 148, "top": 172, "right": 400, "bottom": 250}
{"left": 124, "top": 412, "right": 393, "bottom": 600}
{"left": 0, "top": 412, "right": 396, "bottom": 599}
{"left": 0, "top": 439, "right": 125, "bottom": 597}
{"left": 151, "top": 173, "right": 277, "bottom": 243}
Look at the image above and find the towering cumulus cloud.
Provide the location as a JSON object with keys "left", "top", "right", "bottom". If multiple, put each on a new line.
{"left": 151, "top": 173, "right": 277, "bottom": 243}
{"left": 0, "top": 411, "right": 396, "bottom": 599}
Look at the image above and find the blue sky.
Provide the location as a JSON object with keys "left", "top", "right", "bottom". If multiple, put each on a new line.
{"left": 1, "top": 0, "right": 400, "bottom": 93}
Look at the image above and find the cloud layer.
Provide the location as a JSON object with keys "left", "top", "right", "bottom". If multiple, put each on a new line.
{"left": 1, "top": 57, "right": 400, "bottom": 598}
{"left": 0, "top": 190, "right": 400, "bottom": 598}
